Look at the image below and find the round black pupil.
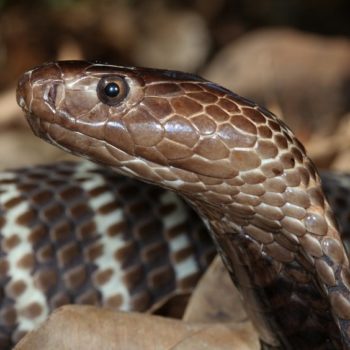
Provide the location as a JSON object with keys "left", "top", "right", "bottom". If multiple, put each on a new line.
{"left": 104, "top": 82, "right": 120, "bottom": 97}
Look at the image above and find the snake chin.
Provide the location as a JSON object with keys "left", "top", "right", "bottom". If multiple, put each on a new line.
{"left": 26, "top": 113, "right": 49, "bottom": 140}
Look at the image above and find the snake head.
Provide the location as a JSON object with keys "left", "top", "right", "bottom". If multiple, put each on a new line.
{"left": 16, "top": 61, "right": 301, "bottom": 196}
{"left": 16, "top": 61, "right": 145, "bottom": 158}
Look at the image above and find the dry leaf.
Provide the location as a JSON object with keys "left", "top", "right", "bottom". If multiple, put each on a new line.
{"left": 15, "top": 305, "right": 259, "bottom": 350}
{"left": 204, "top": 29, "right": 350, "bottom": 138}
{"left": 184, "top": 256, "right": 248, "bottom": 324}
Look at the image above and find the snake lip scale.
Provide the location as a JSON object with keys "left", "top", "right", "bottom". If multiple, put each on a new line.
{"left": 16, "top": 60, "right": 350, "bottom": 349}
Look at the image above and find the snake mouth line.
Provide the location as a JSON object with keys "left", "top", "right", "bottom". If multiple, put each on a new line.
{"left": 25, "top": 113, "right": 150, "bottom": 167}
{"left": 26, "top": 113, "right": 225, "bottom": 185}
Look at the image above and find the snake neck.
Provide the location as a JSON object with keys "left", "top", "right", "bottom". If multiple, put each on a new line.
{"left": 193, "top": 202, "right": 343, "bottom": 350}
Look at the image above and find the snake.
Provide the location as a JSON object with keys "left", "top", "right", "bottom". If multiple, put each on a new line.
{"left": 9, "top": 60, "right": 350, "bottom": 349}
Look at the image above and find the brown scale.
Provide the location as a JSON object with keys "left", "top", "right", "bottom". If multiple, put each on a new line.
{"left": 15, "top": 61, "right": 350, "bottom": 349}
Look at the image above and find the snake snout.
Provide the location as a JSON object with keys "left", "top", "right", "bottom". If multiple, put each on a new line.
{"left": 16, "top": 71, "right": 31, "bottom": 112}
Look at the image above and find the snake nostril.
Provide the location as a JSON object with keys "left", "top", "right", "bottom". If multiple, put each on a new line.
{"left": 46, "top": 82, "right": 64, "bottom": 111}
{"left": 47, "top": 84, "right": 57, "bottom": 107}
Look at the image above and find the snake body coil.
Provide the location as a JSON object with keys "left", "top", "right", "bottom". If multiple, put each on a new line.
{"left": 15, "top": 61, "right": 350, "bottom": 349}
{"left": 0, "top": 161, "right": 214, "bottom": 348}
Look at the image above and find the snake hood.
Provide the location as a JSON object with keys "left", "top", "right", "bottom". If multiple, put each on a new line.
{"left": 17, "top": 61, "right": 350, "bottom": 349}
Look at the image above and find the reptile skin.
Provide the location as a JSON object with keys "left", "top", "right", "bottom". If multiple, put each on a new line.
{"left": 0, "top": 161, "right": 214, "bottom": 348}
{"left": 1, "top": 163, "right": 350, "bottom": 348}
{"left": 15, "top": 61, "right": 350, "bottom": 349}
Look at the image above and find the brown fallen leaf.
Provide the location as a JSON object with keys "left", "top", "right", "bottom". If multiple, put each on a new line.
{"left": 14, "top": 305, "right": 259, "bottom": 350}
{"left": 183, "top": 256, "right": 248, "bottom": 324}
{"left": 203, "top": 28, "right": 350, "bottom": 139}
{"left": 306, "top": 114, "right": 350, "bottom": 170}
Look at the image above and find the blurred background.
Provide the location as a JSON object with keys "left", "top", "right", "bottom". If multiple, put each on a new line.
{"left": 0, "top": 0, "right": 349, "bottom": 170}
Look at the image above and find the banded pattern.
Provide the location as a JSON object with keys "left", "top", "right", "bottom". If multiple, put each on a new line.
{"left": 16, "top": 61, "right": 350, "bottom": 349}
{"left": 0, "top": 161, "right": 214, "bottom": 348}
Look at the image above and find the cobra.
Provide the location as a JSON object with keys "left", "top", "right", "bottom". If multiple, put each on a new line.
{"left": 15, "top": 61, "right": 350, "bottom": 349}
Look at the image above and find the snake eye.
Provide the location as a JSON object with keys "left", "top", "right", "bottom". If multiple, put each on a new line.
{"left": 97, "top": 76, "right": 128, "bottom": 106}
